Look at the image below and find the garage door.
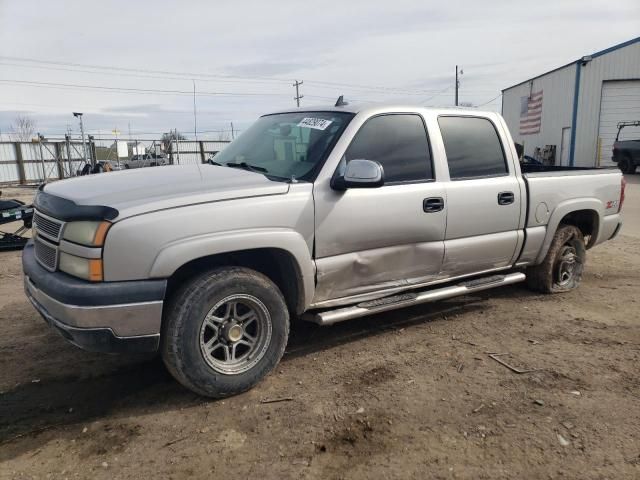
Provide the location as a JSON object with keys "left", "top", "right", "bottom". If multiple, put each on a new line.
{"left": 597, "top": 80, "right": 640, "bottom": 166}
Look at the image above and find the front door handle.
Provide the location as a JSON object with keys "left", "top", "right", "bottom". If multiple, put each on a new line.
{"left": 423, "top": 197, "right": 445, "bottom": 213}
{"left": 498, "top": 191, "right": 515, "bottom": 205}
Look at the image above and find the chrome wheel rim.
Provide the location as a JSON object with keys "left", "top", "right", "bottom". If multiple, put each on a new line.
{"left": 556, "top": 245, "right": 578, "bottom": 287}
{"left": 199, "top": 294, "right": 272, "bottom": 375}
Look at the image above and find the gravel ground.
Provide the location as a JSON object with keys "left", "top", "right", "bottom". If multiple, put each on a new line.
{"left": 1, "top": 183, "right": 639, "bottom": 479}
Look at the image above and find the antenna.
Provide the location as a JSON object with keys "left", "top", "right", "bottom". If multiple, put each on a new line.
{"left": 335, "top": 95, "right": 348, "bottom": 107}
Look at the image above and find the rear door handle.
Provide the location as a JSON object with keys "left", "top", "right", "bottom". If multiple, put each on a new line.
{"left": 423, "top": 197, "right": 445, "bottom": 213}
{"left": 498, "top": 191, "right": 515, "bottom": 205}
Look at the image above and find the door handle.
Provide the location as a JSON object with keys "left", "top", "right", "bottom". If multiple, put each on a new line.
{"left": 498, "top": 191, "right": 515, "bottom": 205}
{"left": 423, "top": 197, "right": 445, "bottom": 213}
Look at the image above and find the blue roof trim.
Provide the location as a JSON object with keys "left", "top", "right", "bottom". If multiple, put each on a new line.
{"left": 503, "top": 36, "right": 640, "bottom": 92}
{"left": 591, "top": 36, "right": 640, "bottom": 58}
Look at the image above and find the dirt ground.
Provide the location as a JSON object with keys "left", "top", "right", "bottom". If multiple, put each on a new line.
{"left": 1, "top": 185, "right": 639, "bottom": 479}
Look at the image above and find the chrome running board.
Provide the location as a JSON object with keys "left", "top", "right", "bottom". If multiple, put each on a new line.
{"left": 303, "top": 272, "right": 526, "bottom": 326}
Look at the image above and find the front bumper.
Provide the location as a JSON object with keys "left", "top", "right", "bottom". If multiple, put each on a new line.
{"left": 22, "top": 242, "right": 166, "bottom": 353}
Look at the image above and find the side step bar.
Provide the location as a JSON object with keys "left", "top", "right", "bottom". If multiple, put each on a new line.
{"left": 303, "top": 272, "right": 526, "bottom": 326}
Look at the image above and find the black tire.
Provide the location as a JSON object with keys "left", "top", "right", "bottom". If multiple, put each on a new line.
{"left": 161, "top": 267, "right": 290, "bottom": 398}
{"left": 618, "top": 156, "right": 636, "bottom": 174}
{"left": 124, "top": 164, "right": 130, "bottom": 169}
{"left": 526, "top": 225, "right": 586, "bottom": 294}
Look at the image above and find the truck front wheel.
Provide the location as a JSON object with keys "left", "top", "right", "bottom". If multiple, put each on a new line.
{"left": 161, "top": 267, "right": 289, "bottom": 398}
{"left": 526, "top": 225, "right": 586, "bottom": 294}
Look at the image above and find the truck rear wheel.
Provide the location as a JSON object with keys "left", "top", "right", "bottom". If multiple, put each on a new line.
{"left": 161, "top": 267, "right": 289, "bottom": 398}
{"left": 526, "top": 225, "right": 586, "bottom": 294}
{"left": 618, "top": 156, "right": 636, "bottom": 174}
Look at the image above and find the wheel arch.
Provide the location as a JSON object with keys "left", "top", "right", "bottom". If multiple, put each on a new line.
{"left": 535, "top": 199, "right": 603, "bottom": 264}
{"left": 152, "top": 229, "right": 314, "bottom": 316}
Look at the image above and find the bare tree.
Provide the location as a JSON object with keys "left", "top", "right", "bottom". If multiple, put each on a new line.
{"left": 11, "top": 115, "right": 37, "bottom": 141}
{"left": 161, "top": 130, "right": 186, "bottom": 153}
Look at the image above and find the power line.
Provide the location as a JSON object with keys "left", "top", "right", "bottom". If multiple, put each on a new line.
{"left": 0, "top": 55, "right": 287, "bottom": 84}
{"left": 0, "top": 79, "right": 357, "bottom": 101}
{"left": 476, "top": 93, "right": 502, "bottom": 107}
{"left": 0, "top": 61, "right": 291, "bottom": 88}
{"left": 0, "top": 55, "right": 498, "bottom": 96}
{"left": 420, "top": 85, "right": 452, "bottom": 104}
{"left": 0, "top": 60, "right": 406, "bottom": 95}
{"left": 0, "top": 79, "right": 291, "bottom": 97}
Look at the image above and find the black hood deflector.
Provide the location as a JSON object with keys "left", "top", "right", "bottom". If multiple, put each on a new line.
{"left": 34, "top": 186, "right": 119, "bottom": 221}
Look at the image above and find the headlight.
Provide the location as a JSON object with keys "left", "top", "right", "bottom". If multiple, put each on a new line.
{"left": 63, "top": 221, "right": 111, "bottom": 246}
{"left": 59, "top": 252, "right": 103, "bottom": 282}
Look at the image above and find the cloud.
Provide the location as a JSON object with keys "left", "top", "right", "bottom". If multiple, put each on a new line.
{"left": 225, "top": 61, "right": 311, "bottom": 77}
{"left": 0, "top": 0, "right": 638, "bottom": 136}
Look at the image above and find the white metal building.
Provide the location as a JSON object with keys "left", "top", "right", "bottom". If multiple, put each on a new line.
{"left": 502, "top": 37, "right": 640, "bottom": 167}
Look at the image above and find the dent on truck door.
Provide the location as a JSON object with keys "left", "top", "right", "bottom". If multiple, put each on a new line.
{"left": 313, "top": 114, "right": 446, "bottom": 304}
{"left": 438, "top": 116, "right": 521, "bottom": 277}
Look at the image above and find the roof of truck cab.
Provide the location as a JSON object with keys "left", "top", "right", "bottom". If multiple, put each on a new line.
{"left": 264, "top": 103, "right": 496, "bottom": 117}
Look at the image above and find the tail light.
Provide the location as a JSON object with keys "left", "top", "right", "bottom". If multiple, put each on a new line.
{"left": 619, "top": 176, "right": 626, "bottom": 213}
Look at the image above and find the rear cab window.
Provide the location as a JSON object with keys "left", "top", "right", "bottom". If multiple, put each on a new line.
{"left": 438, "top": 116, "right": 508, "bottom": 180}
{"left": 344, "top": 114, "right": 433, "bottom": 183}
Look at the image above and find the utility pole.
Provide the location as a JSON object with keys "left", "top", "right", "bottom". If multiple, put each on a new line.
{"left": 193, "top": 79, "right": 198, "bottom": 142}
{"left": 37, "top": 133, "right": 46, "bottom": 182}
{"left": 293, "top": 80, "right": 303, "bottom": 107}
{"left": 65, "top": 134, "right": 73, "bottom": 177}
{"left": 112, "top": 128, "right": 121, "bottom": 169}
{"left": 455, "top": 65, "right": 463, "bottom": 106}
{"left": 230, "top": 122, "right": 235, "bottom": 140}
{"left": 73, "top": 112, "right": 90, "bottom": 166}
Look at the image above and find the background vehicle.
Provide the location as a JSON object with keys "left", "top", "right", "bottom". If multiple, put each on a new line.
{"left": 77, "top": 160, "right": 117, "bottom": 175}
{"left": 23, "top": 104, "right": 624, "bottom": 398}
{"left": 522, "top": 154, "right": 543, "bottom": 166}
{"left": 612, "top": 121, "right": 640, "bottom": 173}
{"left": 124, "top": 153, "right": 168, "bottom": 169}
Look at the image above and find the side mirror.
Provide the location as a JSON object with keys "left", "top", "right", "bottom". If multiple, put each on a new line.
{"left": 331, "top": 159, "right": 384, "bottom": 190}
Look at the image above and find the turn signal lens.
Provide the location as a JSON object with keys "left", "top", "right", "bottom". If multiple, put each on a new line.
{"left": 59, "top": 252, "right": 103, "bottom": 282}
{"left": 88, "top": 259, "right": 103, "bottom": 282}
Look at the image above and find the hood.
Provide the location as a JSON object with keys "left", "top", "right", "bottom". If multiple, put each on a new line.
{"left": 42, "top": 164, "right": 290, "bottom": 219}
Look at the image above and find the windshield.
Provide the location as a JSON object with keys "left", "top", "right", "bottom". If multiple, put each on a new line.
{"left": 213, "top": 111, "right": 354, "bottom": 181}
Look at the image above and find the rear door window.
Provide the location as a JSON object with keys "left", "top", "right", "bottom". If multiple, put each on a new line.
{"left": 438, "top": 116, "right": 508, "bottom": 179}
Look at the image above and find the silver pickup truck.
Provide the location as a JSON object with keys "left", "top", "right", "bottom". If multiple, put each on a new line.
{"left": 23, "top": 104, "right": 625, "bottom": 397}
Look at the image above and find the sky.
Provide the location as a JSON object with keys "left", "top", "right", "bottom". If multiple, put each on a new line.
{"left": 0, "top": 0, "right": 638, "bottom": 142}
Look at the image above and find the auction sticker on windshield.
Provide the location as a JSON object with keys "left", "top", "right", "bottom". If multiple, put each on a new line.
{"left": 297, "top": 118, "right": 333, "bottom": 130}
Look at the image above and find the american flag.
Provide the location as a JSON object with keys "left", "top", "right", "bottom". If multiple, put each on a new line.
{"left": 519, "top": 90, "right": 543, "bottom": 135}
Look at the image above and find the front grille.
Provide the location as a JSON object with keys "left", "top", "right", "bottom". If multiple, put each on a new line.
{"left": 33, "top": 212, "right": 63, "bottom": 241}
{"left": 34, "top": 237, "right": 58, "bottom": 271}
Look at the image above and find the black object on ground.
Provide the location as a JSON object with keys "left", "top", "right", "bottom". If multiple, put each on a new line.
{"left": 0, "top": 194, "right": 33, "bottom": 251}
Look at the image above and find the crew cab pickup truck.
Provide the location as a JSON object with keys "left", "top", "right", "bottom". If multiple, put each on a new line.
{"left": 23, "top": 104, "right": 625, "bottom": 397}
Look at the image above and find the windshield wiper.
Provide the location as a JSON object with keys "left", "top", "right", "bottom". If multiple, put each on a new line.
{"left": 225, "top": 162, "right": 269, "bottom": 174}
